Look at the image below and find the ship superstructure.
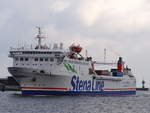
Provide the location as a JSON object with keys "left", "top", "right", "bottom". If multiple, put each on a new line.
{"left": 8, "top": 28, "right": 136, "bottom": 96}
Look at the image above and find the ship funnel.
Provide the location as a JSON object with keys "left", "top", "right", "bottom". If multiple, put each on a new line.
{"left": 117, "top": 57, "right": 124, "bottom": 72}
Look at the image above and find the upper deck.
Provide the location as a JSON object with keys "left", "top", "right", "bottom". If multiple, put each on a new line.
{"left": 9, "top": 46, "right": 65, "bottom": 58}
{"left": 9, "top": 27, "right": 66, "bottom": 58}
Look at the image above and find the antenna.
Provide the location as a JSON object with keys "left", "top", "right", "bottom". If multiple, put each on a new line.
{"left": 60, "top": 43, "right": 63, "bottom": 49}
{"left": 17, "top": 40, "right": 19, "bottom": 48}
{"left": 104, "top": 48, "right": 106, "bottom": 63}
{"left": 142, "top": 80, "right": 145, "bottom": 88}
{"left": 85, "top": 50, "right": 88, "bottom": 58}
{"left": 35, "top": 27, "right": 45, "bottom": 49}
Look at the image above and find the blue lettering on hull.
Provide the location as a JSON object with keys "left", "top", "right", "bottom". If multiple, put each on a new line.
{"left": 70, "top": 75, "right": 104, "bottom": 91}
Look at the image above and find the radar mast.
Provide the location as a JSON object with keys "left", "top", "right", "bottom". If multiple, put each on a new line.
{"left": 36, "top": 27, "right": 45, "bottom": 49}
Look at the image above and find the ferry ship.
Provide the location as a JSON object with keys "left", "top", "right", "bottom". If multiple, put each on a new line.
{"left": 8, "top": 28, "right": 136, "bottom": 96}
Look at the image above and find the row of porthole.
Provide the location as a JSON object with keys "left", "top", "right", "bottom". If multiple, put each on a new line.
{"left": 15, "top": 57, "right": 54, "bottom": 62}
{"left": 15, "top": 63, "right": 53, "bottom": 66}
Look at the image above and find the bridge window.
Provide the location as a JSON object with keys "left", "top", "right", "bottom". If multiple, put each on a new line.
{"left": 15, "top": 57, "right": 19, "bottom": 61}
{"left": 45, "top": 58, "right": 48, "bottom": 61}
{"left": 50, "top": 58, "right": 54, "bottom": 62}
{"left": 25, "top": 58, "right": 29, "bottom": 61}
{"left": 20, "top": 57, "right": 24, "bottom": 61}
{"left": 35, "top": 58, "right": 38, "bottom": 61}
{"left": 40, "top": 58, "right": 43, "bottom": 61}
{"left": 33, "top": 64, "right": 38, "bottom": 66}
{"left": 40, "top": 70, "right": 45, "bottom": 73}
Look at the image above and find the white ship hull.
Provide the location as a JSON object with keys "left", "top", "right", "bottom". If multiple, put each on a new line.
{"left": 8, "top": 28, "right": 136, "bottom": 96}
{"left": 8, "top": 67, "right": 136, "bottom": 96}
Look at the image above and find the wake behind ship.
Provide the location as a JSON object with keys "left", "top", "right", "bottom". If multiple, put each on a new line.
{"left": 8, "top": 28, "right": 136, "bottom": 96}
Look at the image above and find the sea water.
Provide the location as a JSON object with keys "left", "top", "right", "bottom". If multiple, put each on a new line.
{"left": 0, "top": 91, "right": 150, "bottom": 113}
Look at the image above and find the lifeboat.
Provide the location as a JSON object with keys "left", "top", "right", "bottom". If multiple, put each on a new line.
{"left": 69, "top": 45, "right": 82, "bottom": 53}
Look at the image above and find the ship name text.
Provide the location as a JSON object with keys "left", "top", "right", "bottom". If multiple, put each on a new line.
{"left": 71, "top": 75, "right": 104, "bottom": 91}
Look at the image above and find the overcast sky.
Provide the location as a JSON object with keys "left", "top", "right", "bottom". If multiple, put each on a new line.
{"left": 0, "top": 0, "right": 150, "bottom": 87}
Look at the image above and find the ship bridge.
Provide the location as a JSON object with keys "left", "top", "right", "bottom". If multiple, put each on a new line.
{"left": 8, "top": 27, "right": 66, "bottom": 69}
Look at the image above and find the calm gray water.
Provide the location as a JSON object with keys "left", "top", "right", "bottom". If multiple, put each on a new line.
{"left": 0, "top": 91, "right": 150, "bottom": 113}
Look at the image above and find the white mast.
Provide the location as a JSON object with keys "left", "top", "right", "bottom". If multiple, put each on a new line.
{"left": 36, "top": 27, "right": 45, "bottom": 49}
{"left": 104, "top": 48, "right": 106, "bottom": 63}
{"left": 85, "top": 50, "right": 88, "bottom": 59}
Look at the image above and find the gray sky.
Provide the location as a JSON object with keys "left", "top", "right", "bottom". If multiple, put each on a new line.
{"left": 0, "top": 0, "right": 150, "bottom": 87}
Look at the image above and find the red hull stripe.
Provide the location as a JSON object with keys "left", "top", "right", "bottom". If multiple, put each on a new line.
{"left": 21, "top": 87, "right": 68, "bottom": 90}
{"left": 104, "top": 88, "right": 136, "bottom": 90}
{"left": 21, "top": 87, "right": 135, "bottom": 91}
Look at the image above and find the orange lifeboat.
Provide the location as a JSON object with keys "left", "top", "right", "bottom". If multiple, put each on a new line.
{"left": 69, "top": 45, "right": 82, "bottom": 53}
